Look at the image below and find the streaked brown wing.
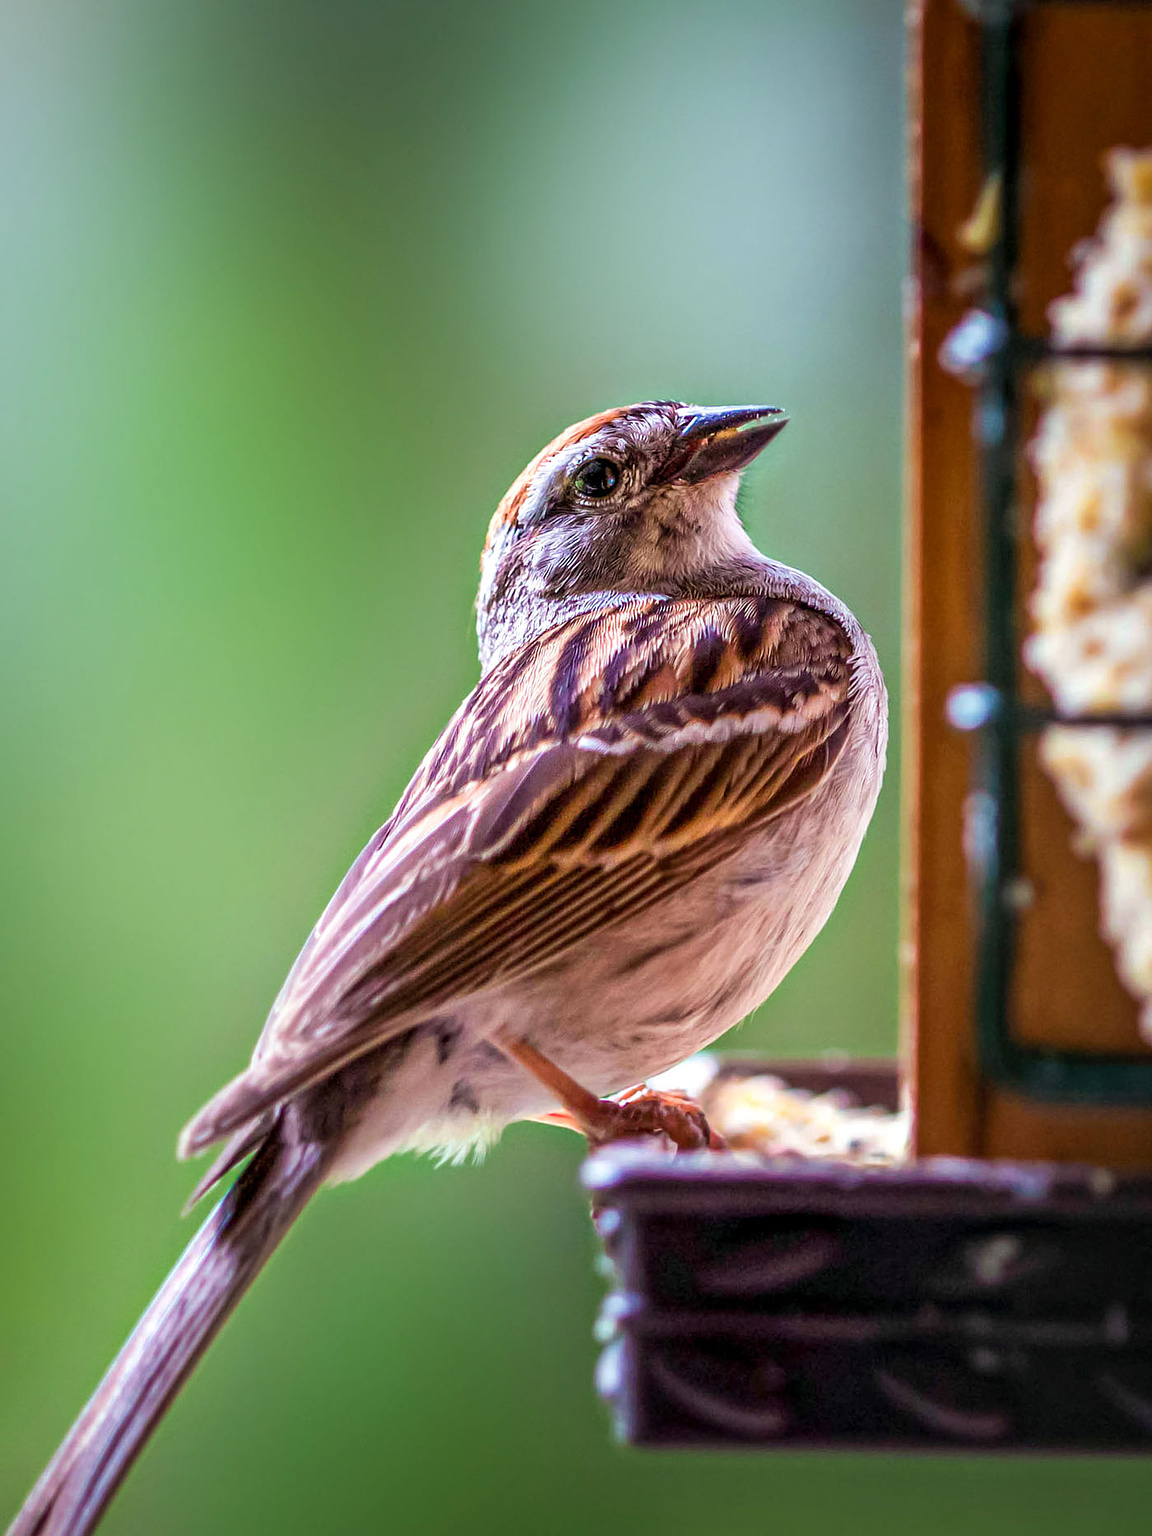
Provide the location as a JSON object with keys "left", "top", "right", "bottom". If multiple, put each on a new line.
{"left": 180, "top": 594, "right": 854, "bottom": 1157}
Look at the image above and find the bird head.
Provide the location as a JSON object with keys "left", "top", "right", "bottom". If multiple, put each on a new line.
{"left": 477, "top": 400, "right": 788, "bottom": 669}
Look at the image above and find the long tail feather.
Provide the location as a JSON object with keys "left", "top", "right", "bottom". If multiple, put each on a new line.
{"left": 8, "top": 1125, "right": 330, "bottom": 1536}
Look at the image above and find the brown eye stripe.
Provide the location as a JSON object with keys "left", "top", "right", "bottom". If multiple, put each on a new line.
{"left": 482, "top": 406, "right": 631, "bottom": 551}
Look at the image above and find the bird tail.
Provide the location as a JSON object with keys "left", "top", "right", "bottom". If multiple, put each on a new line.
{"left": 8, "top": 1124, "right": 330, "bottom": 1536}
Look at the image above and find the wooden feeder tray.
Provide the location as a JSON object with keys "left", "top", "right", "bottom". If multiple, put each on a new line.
{"left": 585, "top": 1058, "right": 1152, "bottom": 1452}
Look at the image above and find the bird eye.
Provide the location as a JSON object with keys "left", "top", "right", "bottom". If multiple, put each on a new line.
{"left": 572, "top": 457, "right": 620, "bottom": 499}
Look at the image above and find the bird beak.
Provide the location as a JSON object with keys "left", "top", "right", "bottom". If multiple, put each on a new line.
{"left": 663, "top": 405, "right": 788, "bottom": 484}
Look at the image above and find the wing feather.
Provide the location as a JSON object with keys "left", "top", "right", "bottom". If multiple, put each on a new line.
{"left": 180, "top": 593, "right": 855, "bottom": 1158}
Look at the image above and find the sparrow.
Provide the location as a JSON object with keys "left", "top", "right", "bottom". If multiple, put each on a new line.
{"left": 10, "top": 400, "right": 886, "bottom": 1536}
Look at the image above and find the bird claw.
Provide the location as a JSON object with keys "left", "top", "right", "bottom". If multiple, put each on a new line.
{"left": 584, "top": 1086, "right": 727, "bottom": 1152}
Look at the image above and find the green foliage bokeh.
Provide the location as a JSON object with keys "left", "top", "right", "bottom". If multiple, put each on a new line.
{"left": 4, "top": 1, "right": 1150, "bottom": 1532}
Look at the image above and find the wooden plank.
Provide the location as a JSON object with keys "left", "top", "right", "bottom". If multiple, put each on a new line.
{"left": 906, "top": 0, "right": 984, "bottom": 1155}
{"left": 984, "top": 1091, "right": 1152, "bottom": 1169}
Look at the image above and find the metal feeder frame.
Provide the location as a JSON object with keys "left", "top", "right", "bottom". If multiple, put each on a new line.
{"left": 945, "top": 0, "right": 1152, "bottom": 1106}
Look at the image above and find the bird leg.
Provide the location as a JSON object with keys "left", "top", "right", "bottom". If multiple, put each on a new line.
{"left": 496, "top": 1032, "right": 725, "bottom": 1152}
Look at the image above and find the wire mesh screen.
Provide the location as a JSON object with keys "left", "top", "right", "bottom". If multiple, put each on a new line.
{"left": 943, "top": 0, "right": 1152, "bottom": 1104}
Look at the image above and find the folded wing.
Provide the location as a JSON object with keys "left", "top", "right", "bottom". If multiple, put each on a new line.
{"left": 180, "top": 593, "right": 854, "bottom": 1159}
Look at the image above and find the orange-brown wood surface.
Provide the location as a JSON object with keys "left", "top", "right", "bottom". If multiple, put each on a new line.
{"left": 907, "top": 0, "right": 1152, "bottom": 1164}
{"left": 983, "top": 1092, "right": 1152, "bottom": 1170}
{"left": 906, "top": 0, "right": 984, "bottom": 1157}
{"left": 1012, "top": 750, "right": 1152, "bottom": 1056}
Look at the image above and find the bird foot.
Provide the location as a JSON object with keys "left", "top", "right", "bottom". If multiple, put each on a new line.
{"left": 532, "top": 1088, "right": 726, "bottom": 1151}
{"left": 584, "top": 1085, "right": 727, "bottom": 1152}
{"left": 501, "top": 1033, "right": 725, "bottom": 1153}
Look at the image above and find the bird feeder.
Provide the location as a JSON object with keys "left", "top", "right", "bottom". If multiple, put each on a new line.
{"left": 587, "top": 0, "right": 1152, "bottom": 1451}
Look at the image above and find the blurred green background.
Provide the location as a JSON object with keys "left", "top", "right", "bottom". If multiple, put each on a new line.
{"left": 4, "top": 1, "right": 1149, "bottom": 1533}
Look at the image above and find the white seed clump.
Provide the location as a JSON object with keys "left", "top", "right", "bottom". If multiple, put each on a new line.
{"left": 1025, "top": 148, "right": 1152, "bottom": 1038}
{"left": 707, "top": 1073, "right": 909, "bottom": 1163}
{"left": 649, "top": 1054, "right": 909, "bottom": 1163}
